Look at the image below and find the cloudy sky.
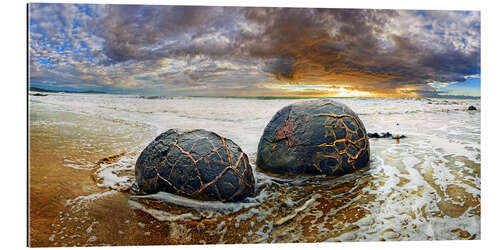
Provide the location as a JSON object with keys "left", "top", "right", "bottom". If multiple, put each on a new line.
{"left": 28, "top": 3, "right": 480, "bottom": 97}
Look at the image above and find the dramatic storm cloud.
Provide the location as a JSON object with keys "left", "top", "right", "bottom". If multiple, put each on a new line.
{"left": 29, "top": 4, "right": 480, "bottom": 97}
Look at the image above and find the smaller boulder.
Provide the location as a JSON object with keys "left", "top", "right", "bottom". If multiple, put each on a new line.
{"left": 467, "top": 105, "right": 477, "bottom": 111}
{"left": 135, "top": 129, "right": 255, "bottom": 202}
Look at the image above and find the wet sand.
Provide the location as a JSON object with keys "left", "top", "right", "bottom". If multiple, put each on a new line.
{"left": 28, "top": 94, "right": 481, "bottom": 246}
{"left": 29, "top": 105, "right": 156, "bottom": 246}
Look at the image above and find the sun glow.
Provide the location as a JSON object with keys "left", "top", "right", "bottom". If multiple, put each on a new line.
{"left": 397, "top": 87, "right": 420, "bottom": 98}
{"left": 329, "top": 86, "right": 376, "bottom": 97}
{"left": 264, "top": 84, "right": 377, "bottom": 97}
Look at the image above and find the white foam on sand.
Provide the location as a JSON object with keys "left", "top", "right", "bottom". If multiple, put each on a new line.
{"left": 427, "top": 135, "right": 477, "bottom": 160}
{"left": 93, "top": 154, "right": 138, "bottom": 191}
{"left": 275, "top": 194, "right": 320, "bottom": 226}
{"left": 65, "top": 190, "right": 117, "bottom": 212}
{"left": 131, "top": 191, "right": 262, "bottom": 213}
{"left": 31, "top": 94, "right": 478, "bottom": 155}
{"left": 30, "top": 94, "right": 481, "bottom": 242}
{"left": 128, "top": 200, "right": 201, "bottom": 222}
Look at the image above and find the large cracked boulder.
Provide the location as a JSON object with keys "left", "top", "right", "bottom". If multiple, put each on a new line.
{"left": 136, "top": 129, "right": 255, "bottom": 202}
{"left": 256, "top": 99, "right": 370, "bottom": 177}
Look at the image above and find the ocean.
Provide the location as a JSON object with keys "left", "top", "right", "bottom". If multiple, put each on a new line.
{"left": 28, "top": 92, "right": 481, "bottom": 246}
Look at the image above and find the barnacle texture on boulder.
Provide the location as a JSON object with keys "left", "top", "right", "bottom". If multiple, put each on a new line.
{"left": 135, "top": 129, "right": 255, "bottom": 202}
{"left": 256, "top": 99, "right": 370, "bottom": 177}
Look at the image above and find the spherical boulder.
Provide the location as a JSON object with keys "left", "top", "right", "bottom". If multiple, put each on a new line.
{"left": 136, "top": 129, "right": 255, "bottom": 202}
{"left": 256, "top": 99, "right": 370, "bottom": 177}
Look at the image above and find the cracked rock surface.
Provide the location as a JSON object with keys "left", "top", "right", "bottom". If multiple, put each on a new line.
{"left": 136, "top": 129, "right": 255, "bottom": 202}
{"left": 257, "top": 99, "right": 370, "bottom": 177}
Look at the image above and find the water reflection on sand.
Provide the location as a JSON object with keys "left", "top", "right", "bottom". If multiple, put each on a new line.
{"left": 29, "top": 94, "right": 480, "bottom": 246}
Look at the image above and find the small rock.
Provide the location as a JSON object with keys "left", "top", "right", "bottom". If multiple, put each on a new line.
{"left": 368, "top": 132, "right": 406, "bottom": 139}
{"left": 391, "top": 134, "right": 406, "bottom": 139}
{"left": 381, "top": 132, "right": 392, "bottom": 138}
{"left": 368, "top": 132, "right": 392, "bottom": 138}
{"left": 467, "top": 105, "right": 477, "bottom": 111}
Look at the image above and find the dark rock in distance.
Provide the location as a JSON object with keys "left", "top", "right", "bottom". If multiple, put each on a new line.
{"left": 256, "top": 99, "right": 370, "bottom": 177}
{"left": 381, "top": 132, "right": 392, "bottom": 138}
{"left": 368, "top": 132, "right": 406, "bottom": 139}
{"left": 391, "top": 134, "right": 406, "bottom": 139}
{"left": 135, "top": 129, "right": 255, "bottom": 202}
{"left": 368, "top": 132, "right": 392, "bottom": 138}
{"left": 467, "top": 105, "right": 477, "bottom": 111}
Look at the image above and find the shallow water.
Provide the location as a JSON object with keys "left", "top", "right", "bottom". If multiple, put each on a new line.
{"left": 28, "top": 93, "right": 480, "bottom": 246}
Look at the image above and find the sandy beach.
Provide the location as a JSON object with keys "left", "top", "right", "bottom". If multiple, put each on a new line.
{"left": 28, "top": 92, "right": 481, "bottom": 246}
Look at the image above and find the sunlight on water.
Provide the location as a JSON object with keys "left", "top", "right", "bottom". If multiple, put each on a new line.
{"left": 29, "top": 93, "right": 480, "bottom": 246}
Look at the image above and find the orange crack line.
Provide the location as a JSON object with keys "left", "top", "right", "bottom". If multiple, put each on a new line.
{"left": 315, "top": 113, "right": 356, "bottom": 120}
{"left": 187, "top": 137, "right": 204, "bottom": 155}
{"left": 316, "top": 113, "right": 368, "bottom": 149}
{"left": 172, "top": 139, "right": 205, "bottom": 184}
{"left": 312, "top": 163, "right": 323, "bottom": 173}
{"left": 229, "top": 152, "right": 253, "bottom": 187}
{"left": 206, "top": 137, "right": 225, "bottom": 165}
{"left": 232, "top": 152, "right": 244, "bottom": 171}
{"left": 196, "top": 166, "right": 231, "bottom": 194}
{"left": 194, "top": 143, "right": 225, "bottom": 163}
{"left": 314, "top": 113, "right": 369, "bottom": 172}
{"left": 165, "top": 131, "right": 183, "bottom": 180}
{"left": 195, "top": 153, "right": 250, "bottom": 195}
{"left": 153, "top": 164, "right": 184, "bottom": 195}
{"left": 166, "top": 152, "right": 184, "bottom": 180}
{"left": 154, "top": 161, "right": 198, "bottom": 198}
{"left": 156, "top": 173, "right": 191, "bottom": 196}
{"left": 220, "top": 136, "right": 233, "bottom": 166}
{"left": 240, "top": 155, "right": 254, "bottom": 188}
{"left": 317, "top": 138, "right": 361, "bottom": 150}
{"left": 227, "top": 186, "right": 244, "bottom": 201}
{"left": 173, "top": 143, "right": 197, "bottom": 164}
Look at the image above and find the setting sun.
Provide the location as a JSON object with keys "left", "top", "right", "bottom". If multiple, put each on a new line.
{"left": 264, "top": 84, "right": 377, "bottom": 97}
